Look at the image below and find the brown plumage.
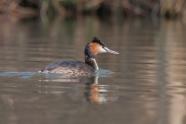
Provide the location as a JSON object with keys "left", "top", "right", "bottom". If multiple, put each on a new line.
{"left": 40, "top": 37, "right": 119, "bottom": 77}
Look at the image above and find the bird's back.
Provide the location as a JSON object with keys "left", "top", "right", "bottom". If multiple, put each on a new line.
{"left": 40, "top": 60, "right": 95, "bottom": 77}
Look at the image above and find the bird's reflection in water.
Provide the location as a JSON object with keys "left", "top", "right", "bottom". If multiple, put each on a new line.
{"left": 39, "top": 74, "right": 118, "bottom": 104}
{"left": 85, "top": 76, "right": 118, "bottom": 104}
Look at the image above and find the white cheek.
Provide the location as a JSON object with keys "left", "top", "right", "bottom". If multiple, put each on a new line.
{"left": 98, "top": 46, "right": 107, "bottom": 53}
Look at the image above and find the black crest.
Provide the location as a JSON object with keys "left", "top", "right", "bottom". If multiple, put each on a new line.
{"left": 91, "top": 37, "right": 105, "bottom": 47}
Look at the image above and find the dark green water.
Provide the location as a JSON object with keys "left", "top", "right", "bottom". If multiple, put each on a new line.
{"left": 0, "top": 16, "right": 186, "bottom": 124}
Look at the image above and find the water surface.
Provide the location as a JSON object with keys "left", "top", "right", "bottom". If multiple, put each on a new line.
{"left": 0, "top": 17, "right": 186, "bottom": 124}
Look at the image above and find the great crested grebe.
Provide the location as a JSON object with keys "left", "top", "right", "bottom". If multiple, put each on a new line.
{"left": 40, "top": 37, "right": 119, "bottom": 77}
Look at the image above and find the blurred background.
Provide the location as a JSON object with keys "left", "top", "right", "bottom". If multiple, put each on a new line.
{"left": 0, "top": 1, "right": 186, "bottom": 124}
{"left": 0, "top": 0, "right": 186, "bottom": 19}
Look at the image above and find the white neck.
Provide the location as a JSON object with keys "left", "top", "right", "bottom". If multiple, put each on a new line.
{"left": 91, "top": 58, "right": 99, "bottom": 71}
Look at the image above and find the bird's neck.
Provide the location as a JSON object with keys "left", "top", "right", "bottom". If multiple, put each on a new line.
{"left": 85, "top": 56, "right": 99, "bottom": 71}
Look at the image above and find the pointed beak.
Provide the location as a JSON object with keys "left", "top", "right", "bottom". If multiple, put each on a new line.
{"left": 103, "top": 47, "right": 119, "bottom": 54}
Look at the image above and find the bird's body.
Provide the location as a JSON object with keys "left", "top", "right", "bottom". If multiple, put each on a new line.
{"left": 41, "top": 60, "right": 94, "bottom": 77}
{"left": 40, "top": 37, "right": 119, "bottom": 77}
